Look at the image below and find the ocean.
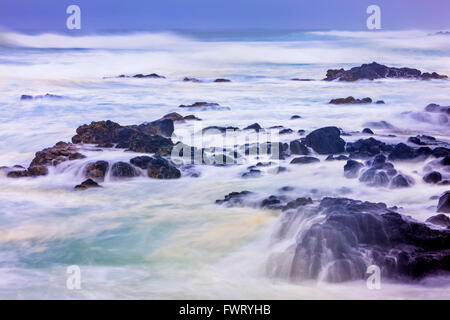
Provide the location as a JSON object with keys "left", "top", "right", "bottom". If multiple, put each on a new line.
{"left": 0, "top": 29, "right": 449, "bottom": 299}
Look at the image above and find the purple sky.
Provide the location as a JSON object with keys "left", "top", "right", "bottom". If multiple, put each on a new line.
{"left": 1, "top": 0, "right": 449, "bottom": 33}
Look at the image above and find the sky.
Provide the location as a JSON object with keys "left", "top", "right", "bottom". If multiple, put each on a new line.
{"left": 0, "top": 0, "right": 449, "bottom": 33}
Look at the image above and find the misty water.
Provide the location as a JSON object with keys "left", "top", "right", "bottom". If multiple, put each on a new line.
{"left": 0, "top": 30, "right": 449, "bottom": 299}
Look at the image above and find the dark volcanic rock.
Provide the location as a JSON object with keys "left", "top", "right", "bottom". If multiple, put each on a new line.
{"left": 304, "top": 126, "right": 345, "bottom": 155}
{"left": 183, "top": 77, "right": 202, "bottom": 83}
{"left": 244, "top": 123, "right": 263, "bottom": 132}
{"left": 427, "top": 214, "right": 450, "bottom": 228}
{"left": 273, "top": 197, "right": 450, "bottom": 282}
{"left": 130, "top": 156, "right": 181, "bottom": 179}
{"left": 344, "top": 160, "right": 364, "bottom": 179}
{"left": 346, "top": 138, "right": 393, "bottom": 158}
{"left": 74, "top": 179, "right": 101, "bottom": 190}
{"left": 329, "top": 96, "right": 372, "bottom": 104}
{"left": 290, "top": 156, "right": 320, "bottom": 165}
{"left": 111, "top": 162, "right": 139, "bottom": 178}
{"left": 216, "top": 191, "right": 253, "bottom": 206}
{"left": 362, "top": 128, "right": 374, "bottom": 134}
{"left": 423, "top": 171, "right": 443, "bottom": 184}
{"left": 289, "top": 140, "right": 309, "bottom": 155}
{"left": 438, "top": 192, "right": 450, "bottom": 213}
{"left": 324, "top": 62, "right": 448, "bottom": 81}
{"left": 72, "top": 120, "right": 174, "bottom": 155}
{"left": 85, "top": 161, "right": 109, "bottom": 182}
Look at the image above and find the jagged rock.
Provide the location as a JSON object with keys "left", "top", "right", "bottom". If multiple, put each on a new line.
{"left": 290, "top": 156, "right": 320, "bottom": 165}
{"left": 289, "top": 140, "right": 309, "bottom": 155}
{"left": 304, "top": 126, "right": 345, "bottom": 155}
{"left": 324, "top": 62, "right": 448, "bottom": 81}
{"left": 85, "top": 161, "right": 109, "bottom": 182}
{"left": 273, "top": 197, "right": 450, "bottom": 282}
{"left": 111, "top": 162, "right": 138, "bottom": 178}
{"left": 132, "top": 73, "right": 165, "bottom": 78}
{"left": 329, "top": 96, "right": 372, "bottom": 104}
{"left": 74, "top": 179, "right": 101, "bottom": 190}
{"left": 424, "top": 171, "right": 443, "bottom": 184}
{"left": 344, "top": 160, "right": 364, "bottom": 179}
{"left": 438, "top": 192, "right": 450, "bottom": 213}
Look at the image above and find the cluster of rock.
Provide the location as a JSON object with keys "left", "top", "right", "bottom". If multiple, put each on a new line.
{"left": 117, "top": 73, "right": 165, "bottom": 79}
{"left": 324, "top": 62, "right": 448, "bottom": 81}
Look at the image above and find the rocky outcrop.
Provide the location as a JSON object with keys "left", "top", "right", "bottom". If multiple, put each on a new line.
{"left": 117, "top": 73, "right": 165, "bottom": 79}
{"left": 304, "top": 127, "right": 345, "bottom": 155}
{"left": 74, "top": 179, "right": 101, "bottom": 190}
{"left": 324, "top": 62, "right": 448, "bottom": 81}
{"left": 130, "top": 156, "right": 181, "bottom": 179}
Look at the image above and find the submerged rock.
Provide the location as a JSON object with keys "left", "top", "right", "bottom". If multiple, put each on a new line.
{"left": 344, "top": 159, "right": 364, "bottom": 179}
{"left": 304, "top": 126, "right": 345, "bottom": 155}
{"left": 324, "top": 62, "right": 448, "bottom": 81}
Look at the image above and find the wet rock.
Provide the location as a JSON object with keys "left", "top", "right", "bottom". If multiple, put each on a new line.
{"left": 359, "top": 168, "right": 390, "bottom": 187}
{"left": 346, "top": 138, "right": 393, "bottom": 158}
{"left": 433, "top": 147, "right": 450, "bottom": 158}
{"left": 441, "top": 156, "right": 450, "bottom": 166}
{"left": 85, "top": 161, "right": 109, "bottom": 182}
{"left": 23, "top": 141, "right": 86, "bottom": 176}
{"left": 216, "top": 191, "right": 253, "bottom": 206}
{"left": 183, "top": 77, "right": 202, "bottom": 83}
{"left": 282, "top": 197, "right": 313, "bottom": 211}
{"left": 437, "top": 192, "right": 450, "bottom": 213}
{"left": 329, "top": 96, "right": 372, "bottom": 104}
{"left": 290, "top": 115, "right": 302, "bottom": 120}
{"left": 362, "top": 128, "right": 374, "bottom": 134}
{"left": 242, "top": 169, "right": 262, "bottom": 178}
{"left": 326, "top": 155, "right": 349, "bottom": 161}
{"left": 390, "top": 174, "right": 415, "bottom": 188}
{"left": 290, "top": 156, "right": 320, "bottom": 165}
{"left": 425, "top": 103, "right": 450, "bottom": 114}
{"left": 297, "top": 129, "right": 306, "bottom": 136}
{"left": 289, "top": 140, "right": 309, "bottom": 155}
{"left": 132, "top": 73, "right": 165, "bottom": 79}
{"left": 202, "top": 126, "right": 239, "bottom": 134}
{"left": 74, "top": 179, "right": 101, "bottom": 190}
{"left": 7, "top": 170, "right": 32, "bottom": 178}
{"left": 130, "top": 156, "right": 180, "bottom": 179}
{"left": 111, "top": 162, "right": 139, "bottom": 178}
{"left": 244, "top": 123, "right": 263, "bottom": 132}
{"left": 183, "top": 115, "right": 201, "bottom": 121}
{"left": 179, "top": 101, "right": 220, "bottom": 109}
{"left": 324, "top": 62, "right": 448, "bottom": 81}
{"left": 344, "top": 160, "right": 364, "bottom": 179}
{"left": 388, "top": 143, "right": 420, "bottom": 161}
{"left": 214, "top": 78, "right": 231, "bottom": 82}
{"left": 423, "top": 171, "right": 442, "bottom": 184}
{"left": 21, "top": 93, "right": 63, "bottom": 100}
{"left": 20, "top": 94, "right": 33, "bottom": 100}
{"left": 426, "top": 214, "right": 450, "bottom": 228}
{"left": 279, "top": 128, "right": 294, "bottom": 135}
{"left": 376, "top": 100, "right": 385, "bottom": 104}
{"left": 261, "top": 195, "right": 285, "bottom": 210}
{"left": 273, "top": 197, "right": 450, "bottom": 282}
{"left": 304, "top": 126, "right": 345, "bottom": 155}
